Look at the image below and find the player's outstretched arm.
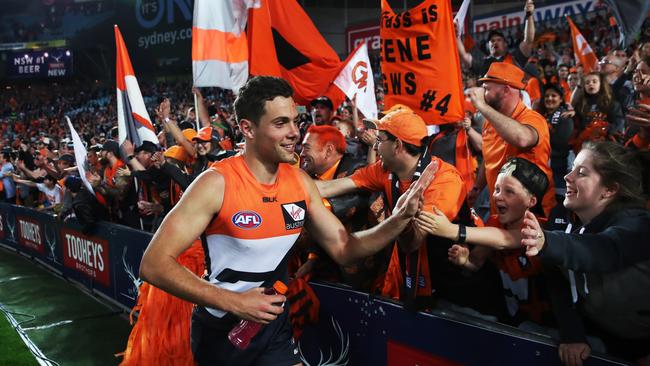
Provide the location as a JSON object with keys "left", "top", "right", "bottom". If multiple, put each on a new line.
{"left": 303, "top": 161, "right": 437, "bottom": 266}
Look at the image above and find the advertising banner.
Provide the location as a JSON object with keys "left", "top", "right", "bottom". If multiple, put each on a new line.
{"left": 0, "top": 203, "right": 17, "bottom": 248}
{"left": 13, "top": 207, "right": 63, "bottom": 272}
{"left": 472, "top": 0, "right": 603, "bottom": 34}
{"left": 16, "top": 215, "right": 46, "bottom": 255}
{"left": 298, "top": 282, "right": 624, "bottom": 366}
{"left": 346, "top": 23, "right": 381, "bottom": 54}
{"left": 61, "top": 227, "right": 111, "bottom": 287}
{"left": 109, "top": 225, "right": 151, "bottom": 309}
{"left": 114, "top": 0, "right": 194, "bottom": 73}
{"left": 6, "top": 49, "right": 73, "bottom": 79}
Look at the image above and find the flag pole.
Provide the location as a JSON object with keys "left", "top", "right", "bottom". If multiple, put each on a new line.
{"left": 194, "top": 90, "right": 200, "bottom": 131}
{"left": 134, "top": 177, "right": 144, "bottom": 231}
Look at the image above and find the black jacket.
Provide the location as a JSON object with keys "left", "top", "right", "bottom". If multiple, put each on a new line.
{"left": 541, "top": 208, "right": 650, "bottom": 341}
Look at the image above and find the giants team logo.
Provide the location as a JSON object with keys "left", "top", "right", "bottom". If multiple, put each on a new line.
{"left": 232, "top": 211, "right": 262, "bottom": 229}
{"left": 282, "top": 201, "right": 307, "bottom": 230}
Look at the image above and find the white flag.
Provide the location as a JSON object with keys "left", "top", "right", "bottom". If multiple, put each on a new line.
{"left": 453, "top": 0, "right": 471, "bottom": 37}
{"left": 192, "top": 0, "right": 260, "bottom": 91}
{"left": 65, "top": 117, "right": 94, "bottom": 195}
{"left": 333, "top": 43, "right": 378, "bottom": 120}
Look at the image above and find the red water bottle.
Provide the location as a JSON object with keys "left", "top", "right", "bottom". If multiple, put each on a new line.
{"left": 228, "top": 280, "right": 288, "bottom": 350}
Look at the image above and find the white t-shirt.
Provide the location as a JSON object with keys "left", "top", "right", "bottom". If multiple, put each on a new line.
{"left": 36, "top": 183, "right": 63, "bottom": 207}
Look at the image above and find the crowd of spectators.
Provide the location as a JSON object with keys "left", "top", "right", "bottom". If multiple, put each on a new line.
{"left": 1, "top": 5, "right": 650, "bottom": 365}
{"left": 0, "top": 0, "right": 111, "bottom": 43}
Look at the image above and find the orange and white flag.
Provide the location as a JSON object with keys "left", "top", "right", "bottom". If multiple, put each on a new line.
{"left": 334, "top": 43, "right": 377, "bottom": 119}
{"left": 115, "top": 25, "right": 158, "bottom": 148}
{"left": 567, "top": 17, "right": 598, "bottom": 74}
{"left": 192, "top": 0, "right": 260, "bottom": 92}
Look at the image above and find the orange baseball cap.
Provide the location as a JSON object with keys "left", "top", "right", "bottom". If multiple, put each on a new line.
{"left": 163, "top": 145, "right": 188, "bottom": 162}
{"left": 479, "top": 62, "right": 526, "bottom": 90}
{"left": 363, "top": 109, "right": 428, "bottom": 147}
{"left": 193, "top": 126, "right": 213, "bottom": 142}
{"left": 182, "top": 128, "right": 197, "bottom": 141}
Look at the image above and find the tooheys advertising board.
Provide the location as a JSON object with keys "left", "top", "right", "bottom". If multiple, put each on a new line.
{"left": 61, "top": 227, "right": 111, "bottom": 288}
{"left": 380, "top": 0, "right": 464, "bottom": 125}
{"left": 16, "top": 215, "right": 46, "bottom": 255}
{"left": 114, "top": 0, "right": 193, "bottom": 74}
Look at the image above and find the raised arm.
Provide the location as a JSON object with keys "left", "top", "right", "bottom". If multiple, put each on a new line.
{"left": 456, "top": 31, "right": 473, "bottom": 68}
{"left": 157, "top": 98, "right": 197, "bottom": 157}
{"left": 519, "top": 0, "right": 535, "bottom": 57}
{"left": 467, "top": 87, "right": 539, "bottom": 148}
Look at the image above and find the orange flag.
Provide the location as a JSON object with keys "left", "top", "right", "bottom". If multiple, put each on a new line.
{"left": 567, "top": 17, "right": 599, "bottom": 74}
{"left": 248, "top": 0, "right": 344, "bottom": 107}
{"left": 380, "top": 0, "right": 464, "bottom": 126}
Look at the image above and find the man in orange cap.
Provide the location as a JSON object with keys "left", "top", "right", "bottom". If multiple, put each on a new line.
{"left": 315, "top": 107, "right": 506, "bottom": 316}
{"left": 467, "top": 62, "right": 555, "bottom": 217}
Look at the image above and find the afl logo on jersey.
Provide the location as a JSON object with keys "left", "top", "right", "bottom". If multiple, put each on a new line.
{"left": 232, "top": 211, "right": 262, "bottom": 229}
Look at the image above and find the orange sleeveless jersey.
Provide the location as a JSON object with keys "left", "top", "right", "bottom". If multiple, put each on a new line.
{"left": 202, "top": 155, "right": 311, "bottom": 318}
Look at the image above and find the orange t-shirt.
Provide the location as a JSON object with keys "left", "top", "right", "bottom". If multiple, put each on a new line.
{"left": 482, "top": 101, "right": 556, "bottom": 216}
{"left": 103, "top": 159, "right": 126, "bottom": 188}
{"left": 350, "top": 156, "right": 466, "bottom": 220}
{"left": 525, "top": 78, "right": 542, "bottom": 104}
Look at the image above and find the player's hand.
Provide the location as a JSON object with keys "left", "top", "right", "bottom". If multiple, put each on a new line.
{"left": 229, "top": 287, "right": 286, "bottom": 324}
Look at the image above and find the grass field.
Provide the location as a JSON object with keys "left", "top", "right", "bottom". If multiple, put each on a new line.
{"left": 0, "top": 314, "right": 38, "bottom": 366}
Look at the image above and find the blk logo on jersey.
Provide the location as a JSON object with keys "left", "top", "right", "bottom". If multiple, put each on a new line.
{"left": 282, "top": 201, "right": 307, "bottom": 230}
{"left": 232, "top": 211, "right": 262, "bottom": 229}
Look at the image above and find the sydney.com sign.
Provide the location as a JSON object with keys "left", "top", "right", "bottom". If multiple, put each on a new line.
{"left": 116, "top": 0, "right": 194, "bottom": 72}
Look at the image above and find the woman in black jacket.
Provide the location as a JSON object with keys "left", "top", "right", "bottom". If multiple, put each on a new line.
{"left": 537, "top": 83, "right": 574, "bottom": 197}
{"left": 522, "top": 141, "right": 650, "bottom": 365}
